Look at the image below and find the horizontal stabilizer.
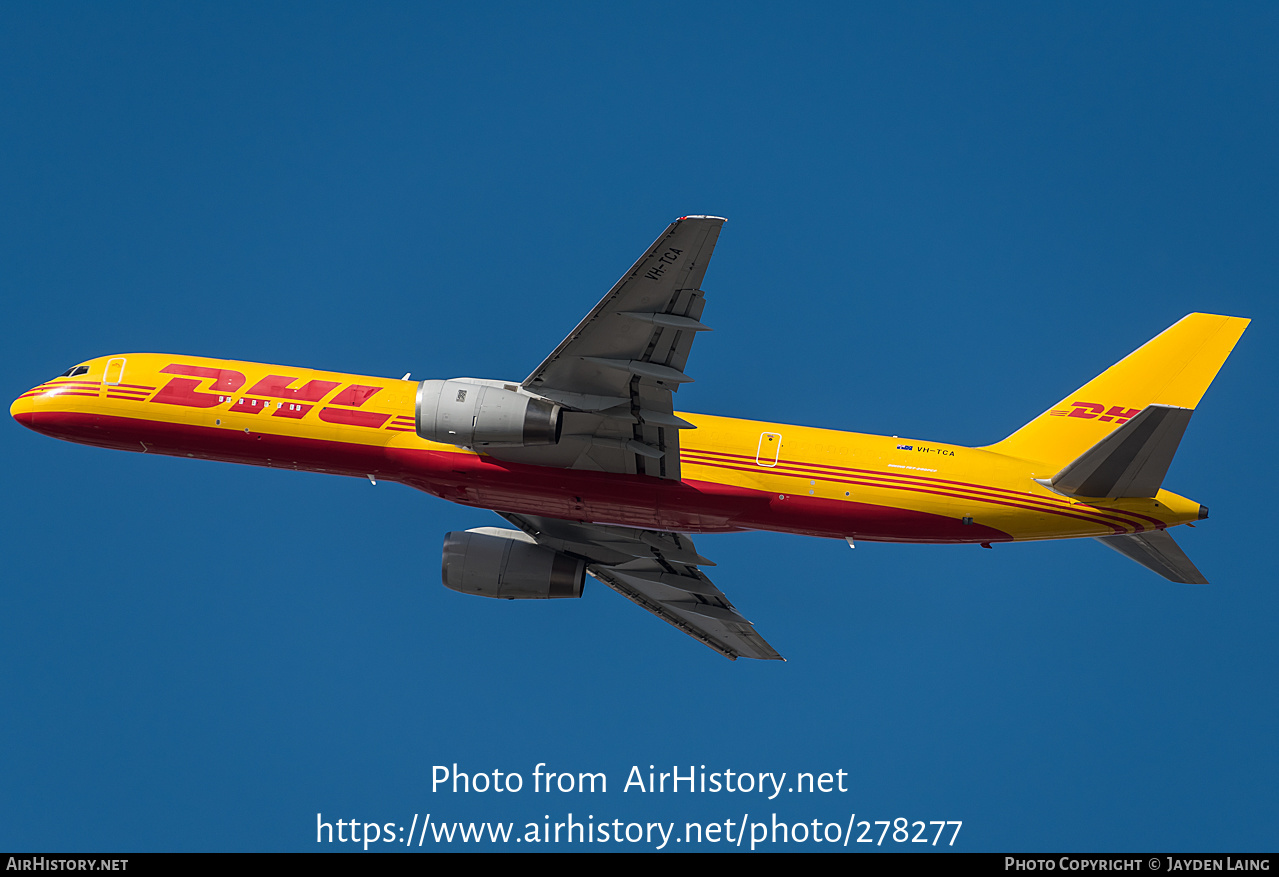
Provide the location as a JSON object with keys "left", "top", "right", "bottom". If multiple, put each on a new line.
{"left": 1094, "top": 530, "right": 1208, "bottom": 584}
{"left": 1048, "top": 404, "right": 1192, "bottom": 498}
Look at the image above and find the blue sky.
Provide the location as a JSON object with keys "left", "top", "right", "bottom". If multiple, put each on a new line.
{"left": 2, "top": 3, "right": 1275, "bottom": 852}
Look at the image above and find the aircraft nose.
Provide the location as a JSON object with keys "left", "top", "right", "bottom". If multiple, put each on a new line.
{"left": 11, "top": 385, "right": 41, "bottom": 428}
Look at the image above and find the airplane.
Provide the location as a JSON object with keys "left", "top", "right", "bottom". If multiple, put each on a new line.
{"left": 11, "top": 216, "right": 1250, "bottom": 661}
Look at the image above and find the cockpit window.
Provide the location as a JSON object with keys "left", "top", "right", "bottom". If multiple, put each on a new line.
{"left": 58, "top": 366, "right": 90, "bottom": 378}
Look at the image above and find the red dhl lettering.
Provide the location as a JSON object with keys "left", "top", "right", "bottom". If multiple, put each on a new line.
{"left": 330, "top": 384, "right": 381, "bottom": 407}
{"left": 150, "top": 366, "right": 395, "bottom": 428}
{"left": 1067, "top": 401, "right": 1105, "bottom": 418}
{"left": 152, "top": 365, "right": 246, "bottom": 408}
{"left": 246, "top": 375, "right": 341, "bottom": 402}
{"left": 1066, "top": 401, "right": 1141, "bottom": 423}
{"left": 272, "top": 403, "right": 314, "bottom": 419}
{"left": 233, "top": 396, "right": 271, "bottom": 413}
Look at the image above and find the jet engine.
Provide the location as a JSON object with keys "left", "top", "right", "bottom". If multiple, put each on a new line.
{"left": 417, "top": 379, "right": 561, "bottom": 447}
{"left": 441, "top": 528, "right": 585, "bottom": 599}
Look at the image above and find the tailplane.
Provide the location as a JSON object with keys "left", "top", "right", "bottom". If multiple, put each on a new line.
{"left": 1042, "top": 403, "right": 1193, "bottom": 499}
{"left": 1095, "top": 531, "right": 1208, "bottom": 585}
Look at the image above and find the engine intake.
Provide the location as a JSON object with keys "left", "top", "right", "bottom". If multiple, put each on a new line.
{"left": 441, "top": 529, "right": 585, "bottom": 599}
{"left": 417, "top": 379, "right": 561, "bottom": 448}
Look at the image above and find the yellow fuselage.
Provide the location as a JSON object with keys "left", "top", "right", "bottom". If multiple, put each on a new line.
{"left": 12, "top": 353, "right": 1203, "bottom": 544}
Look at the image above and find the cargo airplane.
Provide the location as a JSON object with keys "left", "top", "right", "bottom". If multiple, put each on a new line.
{"left": 11, "top": 216, "right": 1250, "bottom": 660}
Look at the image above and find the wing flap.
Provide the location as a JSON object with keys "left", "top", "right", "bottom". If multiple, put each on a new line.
{"left": 499, "top": 512, "right": 783, "bottom": 661}
{"left": 588, "top": 564, "right": 783, "bottom": 661}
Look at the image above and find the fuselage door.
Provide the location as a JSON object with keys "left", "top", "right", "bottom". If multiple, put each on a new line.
{"left": 756, "top": 432, "right": 782, "bottom": 467}
{"left": 103, "top": 357, "right": 127, "bottom": 386}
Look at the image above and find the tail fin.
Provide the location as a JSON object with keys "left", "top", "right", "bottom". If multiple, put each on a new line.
{"left": 986, "top": 313, "right": 1249, "bottom": 468}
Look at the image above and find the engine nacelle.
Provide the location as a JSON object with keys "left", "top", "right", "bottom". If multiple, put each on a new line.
{"left": 441, "top": 528, "right": 585, "bottom": 599}
{"left": 417, "top": 379, "right": 561, "bottom": 448}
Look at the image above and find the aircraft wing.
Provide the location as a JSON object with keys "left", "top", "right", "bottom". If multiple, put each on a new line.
{"left": 484, "top": 216, "right": 725, "bottom": 480}
{"left": 498, "top": 512, "right": 783, "bottom": 661}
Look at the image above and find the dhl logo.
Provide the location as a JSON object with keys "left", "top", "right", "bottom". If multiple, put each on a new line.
{"left": 1049, "top": 401, "right": 1141, "bottom": 423}
{"left": 146, "top": 364, "right": 407, "bottom": 430}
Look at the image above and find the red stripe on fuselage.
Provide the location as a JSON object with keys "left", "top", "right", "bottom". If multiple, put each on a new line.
{"left": 682, "top": 455, "right": 1131, "bottom": 535}
{"left": 682, "top": 448, "right": 1164, "bottom": 532}
{"left": 683, "top": 454, "right": 1144, "bottom": 533}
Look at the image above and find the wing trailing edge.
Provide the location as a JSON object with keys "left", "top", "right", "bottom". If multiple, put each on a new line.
{"left": 497, "top": 512, "right": 784, "bottom": 661}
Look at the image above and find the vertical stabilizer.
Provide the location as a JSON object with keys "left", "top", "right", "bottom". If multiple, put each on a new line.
{"left": 987, "top": 313, "right": 1249, "bottom": 468}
